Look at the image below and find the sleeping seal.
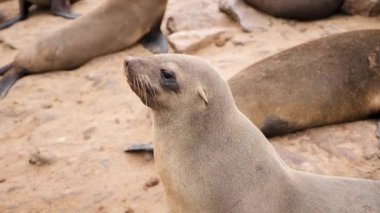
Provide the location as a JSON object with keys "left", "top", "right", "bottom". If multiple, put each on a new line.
{"left": 229, "top": 29, "right": 380, "bottom": 137}
{"left": 219, "top": 0, "right": 380, "bottom": 31}
{"left": 0, "top": 0, "right": 169, "bottom": 98}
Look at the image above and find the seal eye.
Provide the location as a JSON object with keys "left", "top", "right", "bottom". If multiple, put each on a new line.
{"left": 161, "top": 69, "right": 175, "bottom": 81}
{"left": 160, "top": 69, "right": 179, "bottom": 92}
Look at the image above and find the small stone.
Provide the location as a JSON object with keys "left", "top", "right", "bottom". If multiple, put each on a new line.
{"left": 125, "top": 207, "right": 134, "bottom": 213}
{"left": 41, "top": 103, "right": 53, "bottom": 109}
{"left": 145, "top": 177, "right": 160, "bottom": 188}
{"left": 215, "top": 33, "right": 233, "bottom": 47}
{"left": 29, "top": 150, "right": 56, "bottom": 166}
{"left": 83, "top": 126, "right": 97, "bottom": 141}
{"left": 114, "top": 118, "right": 120, "bottom": 124}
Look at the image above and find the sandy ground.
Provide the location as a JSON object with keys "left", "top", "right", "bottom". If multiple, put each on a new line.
{"left": 0, "top": 0, "right": 379, "bottom": 212}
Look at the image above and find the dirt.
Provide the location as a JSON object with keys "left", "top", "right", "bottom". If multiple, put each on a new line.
{"left": 0, "top": 0, "right": 379, "bottom": 212}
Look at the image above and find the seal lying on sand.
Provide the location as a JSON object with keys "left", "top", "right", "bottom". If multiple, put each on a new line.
{"left": 125, "top": 54, "right": 380, "bottom": 212}
{"left": 0, "top": 0, "right": 169, "bottom": 98}
{"left": 229, "top": 29, "right": 380, "bottom": 137}
{"left": 219, "top": 0, "right": 379, "bottom": 31}
{"left": 0, "top": 0, "right": 80, "bottom": 30}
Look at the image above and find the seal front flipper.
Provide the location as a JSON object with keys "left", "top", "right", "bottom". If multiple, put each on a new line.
{"left": 0, "top": 67, "right": 27, "bottom": 99}
{"left": 219, "top": 0, "right": 271, "bottom": 32}
{"left": 0, "top": 16, "right": 24, "bottom": 30}
{"left": 0, "top": 63, "right": 13, "bottom": 76}
{"left": 0, "top": 0, "right": 32, "bottom": 30}
{"left": 141, "top": 26, "right": 169, "bottom": 54}
{"left": 124, "top": 143, "right": 154, "bottom": 153}
{"left": 51, "top": 0, "right": 80, "bottom": 20}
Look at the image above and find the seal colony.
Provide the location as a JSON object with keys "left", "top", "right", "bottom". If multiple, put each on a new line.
{"left": 0, "top": 0, "right": 169, "bottom": 98}
{"left": 125, "top": 54, "right": 380, "bottom": 212}
{"left": 0, "top": 0, "right": 80, "bottom": 30}
{"left": 125, "top": 29, "right": 380, "bottom": 152}
{"left": 229, "top": 29, "right": 380, "bottom": 137}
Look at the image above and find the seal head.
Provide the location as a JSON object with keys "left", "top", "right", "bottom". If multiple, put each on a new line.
{"left": 124, "top": 54, "right": 231, "bottom": 112}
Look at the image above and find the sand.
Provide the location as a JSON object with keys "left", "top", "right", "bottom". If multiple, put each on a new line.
{"left": 0, "top": 0, "right": 379, "bottom": 212}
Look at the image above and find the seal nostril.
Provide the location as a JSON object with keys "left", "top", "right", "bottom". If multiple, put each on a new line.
{"left": 124, "top": 60, "right": 129, "bottom": 68}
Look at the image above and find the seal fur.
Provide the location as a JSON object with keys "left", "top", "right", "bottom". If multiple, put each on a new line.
{"left": 229, "top": 29, "right": 380, "bottom": 137}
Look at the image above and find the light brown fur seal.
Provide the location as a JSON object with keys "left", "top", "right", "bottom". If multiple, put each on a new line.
{"left": 229, "top": 29, "right": 380, "bottom": 137}
{"left": 0, "top": 0, "right": 80, "bottom": 30}
{"left": 0, "top": 0, "right": 168, "bottom": 98}
{"left": 125, "top": 54, "right": 380, "bottom": 212}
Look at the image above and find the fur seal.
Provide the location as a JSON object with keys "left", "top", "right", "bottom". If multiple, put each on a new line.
{"left": 124, "top": 54, "right": 380, "bottom": 212}
{"left": 219, "top": 0, "right": 380, "bottom": 32}
{"left": 0, "top": 0, "right": 80, "bottom": 30}
{"left": 219, "top": 0, "right": 344, "bottom": 31}
{"left": 0, "top": 0, "right": 169, "bottom": 98}
{"left": 229, "top": 29, "right": 380, "bottom": 137}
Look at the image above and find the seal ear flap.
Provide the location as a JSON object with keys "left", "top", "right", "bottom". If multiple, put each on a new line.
{"left": 197, "top": 86, "right": 208, "bottom": 105}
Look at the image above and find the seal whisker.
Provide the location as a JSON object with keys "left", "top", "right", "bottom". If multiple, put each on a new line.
{"left": 138, "top": 75, "right": 147, "bottom": 104}
{"left": 143, "top": 75, "right": 159, "bottom": 106}
{"left": 136, "top": 76, "right": 142, "bottom": 95}
{"left": 142, "top": 76, "right": 148, "bottom": 105}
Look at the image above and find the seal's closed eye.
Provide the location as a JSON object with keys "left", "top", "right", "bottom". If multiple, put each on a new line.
{"left": 160, "top": 69, "right": 179, "bottom": 92}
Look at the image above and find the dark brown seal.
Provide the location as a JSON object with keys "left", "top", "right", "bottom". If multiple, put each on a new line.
{"left": 219, "top": 0, "right": 380, "bottom": 32}
{"left": 0, "top": 0, "right": 80, "bottom": 30}
{"left": 229, "top": 29, "right": 380, "bottom": 137}
{"left": 0, "top": 0, "right": 169, "bottom": 98}
{"left": 124, "top": 54, "right": 380, "bottom": 212}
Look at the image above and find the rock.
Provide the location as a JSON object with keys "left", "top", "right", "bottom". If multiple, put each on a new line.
{"left": 29, "top": 150, "right": 56, "bottom": 166}
{"left": 164, "top": 0, "right": 233, "bottom": 32}
{"left": 168, "top": 28, "right": 234, "bottom": 53}
{"left": 342, "top": 0, "right": 380, "bottom": 16}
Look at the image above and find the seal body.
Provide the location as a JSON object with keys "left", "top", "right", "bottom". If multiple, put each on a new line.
{"left": 244, "top": 0, "right": 343, "bottom": 20}
{"left": 29, "top": 0, "right": 51, "bottom": 7}
{"left": 0, "top": 0, "right": 169, "bottom": 98}
{"left": 17, "top": 0, "right": 167, "bottom": 72}
{"left": 229, "top": 29, "right": 380, "bottom": 137}
{"left": 124, "top": 54, "right": 380, "bottom": 213}
{"left": 218, "top": 0, "right": 357, "bottom": 31}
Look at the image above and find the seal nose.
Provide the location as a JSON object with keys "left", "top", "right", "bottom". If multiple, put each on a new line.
{"left": 124, "top": 56, "right": 136, "bottom": 78}
{"left": 125, "top": 56, "right": 135, "bottom": 69}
